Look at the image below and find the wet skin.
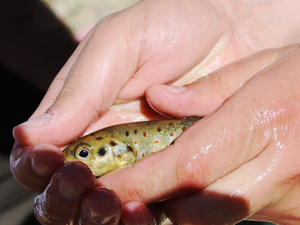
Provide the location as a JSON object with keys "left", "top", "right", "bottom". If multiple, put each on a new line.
{"left": 10, "top": 0, "right": 300, "bottom": 224}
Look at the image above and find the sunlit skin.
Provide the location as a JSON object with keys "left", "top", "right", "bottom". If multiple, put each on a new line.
{"left": 10, "top": 0, "right": 300, "bottom": 224}
{"left": 101, "top": 45, "right": 300, "bottom": 224}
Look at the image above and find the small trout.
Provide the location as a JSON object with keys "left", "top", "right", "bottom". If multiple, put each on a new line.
{"left": 63, "top": 117, "right": 201, "bottom": 177}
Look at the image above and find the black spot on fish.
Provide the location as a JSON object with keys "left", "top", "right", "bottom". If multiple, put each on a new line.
{"left": 157, "top": 127, "right": 161, "bottom": 132}
{"left": 169, "top": 122, "right": 173, "bottom": 126}
{"left": 110, "top": 141, "right": 117, "bottom": 146}
{"left": 98, "top": 147, "right": 107, "bottom": 156}
{"left": 96, "top": 137, "right": 103, "bottom": 140}
{"left": 125, "top": 131, "right": 129, "bottom": 136}
{"left": 134, "top": 130, "right": 137, "bottom": 134}
{"left": 127, "top": 146, "right": 133, "bottom": 152}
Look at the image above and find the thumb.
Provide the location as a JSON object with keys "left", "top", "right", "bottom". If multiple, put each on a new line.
{"left": 13, "top": 15, "right": 140, "bottom": 147}
{"left": 146, "top": 45, "right": 297, "bottom": 118}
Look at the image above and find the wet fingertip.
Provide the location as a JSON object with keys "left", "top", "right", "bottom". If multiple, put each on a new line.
{"left": 81, "top": 188, "right": 122, "bottom": 224}
{"left": 12, "top": 125, "right": 27, "bottom": 145}
{"left": 58, "top": 162, "right": 95, "bottom": 184}
{"left": 146, "top": 84, "right": 192, "bottom": 118}
{"left": 146, "top": 84, "right": 186, "bottom": 101}
{"left": 58, "top": 179, "right": 87, "bottom": 202}
{"left": 29, "top": 145, "right": 64, "bottom": 176}
{"left": 83, "top": 187, "right": 122, "bottom": 211}
{"left": 31, "top": 158, "right": 53, "bottom": 176}
{"left": 12, "top": 113, "right": 53, "bottom": 145}
{"left": 10, "top": 144, "right": 65, "bottom": 192}
{"left": 122, "top": 201, "right": 155, "bottom": 225}
{"left": 52, "top": 162, "right": 95, "bottom": 202}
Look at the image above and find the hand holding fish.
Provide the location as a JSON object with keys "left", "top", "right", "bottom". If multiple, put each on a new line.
{"left": 9, "top": 0, "right": 300, "bottom": 224}
{"left": 100, "top": 45, "right": 300, "bottom": 224}
{"left": 12, "top": 0, "right": 300, "bottom": 147}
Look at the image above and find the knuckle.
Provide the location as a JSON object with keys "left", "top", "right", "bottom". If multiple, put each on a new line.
{"left": 174, "top": 147, "right": 206, "bottom": 191}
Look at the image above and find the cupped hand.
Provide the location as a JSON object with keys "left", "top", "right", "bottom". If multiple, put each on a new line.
{"left": 12, "top": 0, "right": 229, "bottom": 146}
{"left": 9, "top": 0, "right": 300, "bottom": 224}
{"left": 99, "top": 45, "right": 300, "bottom": 224}
{"left": 12, "top": 0, "right": 300, "bottom": 146}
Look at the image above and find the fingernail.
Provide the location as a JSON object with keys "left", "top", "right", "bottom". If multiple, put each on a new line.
{"left": 31, "top": 158, "right": 52, "bottom": 176}
{"left": 82, "top": 187, "right": 122, "bottom": 224}
{"left": 20, "top": 113, "right": 52, "bottom": 127}
{"left": 88, "top": 214, "right": 114, "bottom": 225}
{"left": 95, "top": 186, "right": 113, "bottom": 192}
{"left": 58, "top": 180, "right": 87, "bottom": 201}
{"left": 164, "top": 85, "right": 187, "bottom": 93}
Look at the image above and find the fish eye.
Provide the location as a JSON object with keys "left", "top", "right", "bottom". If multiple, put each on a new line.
{"left": 79, "top": 149, "right": 89, "bottom": 158}
{"left": 75, "top": 144, "right": 92, "bottom": 160}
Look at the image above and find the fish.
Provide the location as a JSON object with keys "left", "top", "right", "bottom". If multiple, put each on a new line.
{"left": 63, "top": 117, "right": 201, "bottom": 177}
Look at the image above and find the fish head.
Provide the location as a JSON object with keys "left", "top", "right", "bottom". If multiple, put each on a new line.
{"left": 63, "top": 133, "right": 136, "bottom": 177}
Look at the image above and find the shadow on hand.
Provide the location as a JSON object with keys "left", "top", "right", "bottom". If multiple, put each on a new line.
{"left": 163, "top": 190, "right": 272, "bottom": 225}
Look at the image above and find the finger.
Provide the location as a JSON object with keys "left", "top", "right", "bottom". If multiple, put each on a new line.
{"left": 121, "top": 201, "right": 155, "bottom": 225}
{"left": 161, "top": 139, "right": 300, "bottom": 224}
{"left": 34, "top": 162, "right": 95, "bottom": 224}
{"left": 80, "top": 187, "right": 122, "bottom": 225}
{"left": 146, "top": 45, "right": 298, "bottom": 117}
{"left": 13, "top": 13, "right": 140, "bottom": 146}
{"left": 121, "top": 202, "right": 167, "bottom": 225}
{"left": 30, "top": 25, "right": 97, "bottom": 118}
{"left": 163, "top": 191, "right": 248, "bottom": 225}
{"left": 97, "top": 90, "right": 267, "bottom": 204}
{"left": 147, "top": 203, "right": 168, "bottom": 225}
{"left": 13, "top": 0, "right": 238, "bottom": 147}
{"left": 10, "top": 143, "right": 64, "bottom": 192}
{"left": 97, "top": 45, "right": 300, "bottom": 204}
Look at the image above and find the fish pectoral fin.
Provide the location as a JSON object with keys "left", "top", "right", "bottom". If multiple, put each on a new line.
{"left": 115, "top": 151, "right": 136, "bottom": 167}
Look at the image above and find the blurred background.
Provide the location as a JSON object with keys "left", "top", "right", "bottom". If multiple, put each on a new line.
{"left": 0, "top": 0, "right": 273, "bottom": 224}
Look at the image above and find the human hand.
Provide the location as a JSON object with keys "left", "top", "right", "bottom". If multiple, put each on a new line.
{"left": 12, "top": 0, "right": 300, "bottom": 146}
{"left": 14, "top": 44, "right": 299, "bottom": 225}
{"left": 10, "top": 0, "right": 300, "bottom": 223}
{"left": 98, "top": 45, "right": 300, "bottom": 224}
